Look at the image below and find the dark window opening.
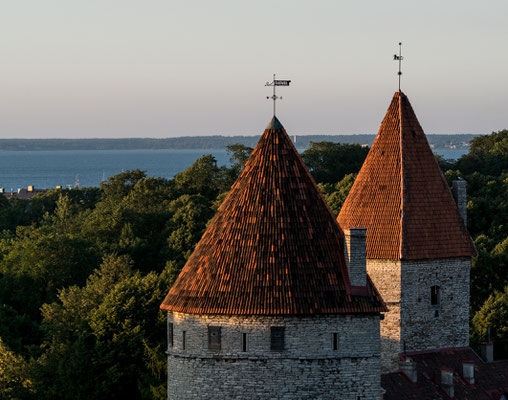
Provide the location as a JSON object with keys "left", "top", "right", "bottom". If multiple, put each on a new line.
{"left": 271, "top": 327, "right": 285, "bottom": 351}
{"left": 168, "top": 322, "right": 174, "bottom": 348}
{"left": 431, "top": 285, "right": 440, "bottom": 306}
{"left": 182, "top": 331, "right": 186, "bottom": 350}
{"left": 208, "top": 326, "right": 221, "bottom": 351}
{"left": 435, "top": 309, "right": 439, "bottom": 318}
{"left": 333, "top": 333, "right": 338, "bottom": 351}
{"left": 242, "top": 333, "right": 247, "bottom": 352}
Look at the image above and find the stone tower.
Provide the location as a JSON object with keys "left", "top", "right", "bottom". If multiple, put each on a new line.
{"left": 337, "top": 91, "right": 477, "bottom": 373}
{"left": 161, "top": 116, "right": 386, "bottom": 399}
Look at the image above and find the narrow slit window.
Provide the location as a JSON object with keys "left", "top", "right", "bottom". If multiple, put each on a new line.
{"left": 332, "top": 333, "right": 338, "bottom": 351}
{"left": 168, "top": 322, "right": 174, "bottom": 348}
{"left": 431, "top": 285, "right": 440, "bottom": 305}
{"left": 208, "top": 326, "right": 221, "bottom": 351}
{"left": 271, "top": 327, "right": 285, "bottom": 351}
{"left": 242, "top": 333, "right": 248, "bottom": 352}
{"left": 182, "top": 331, "right": 186, "bottom": 350}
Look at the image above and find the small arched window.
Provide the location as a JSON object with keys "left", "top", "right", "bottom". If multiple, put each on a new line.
{"left": 431, "top": 285, "right": 440, "bottom": 306}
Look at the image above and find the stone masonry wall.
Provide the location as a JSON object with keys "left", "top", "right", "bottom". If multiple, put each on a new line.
{"left": 344, "top": 228, "right": 367, "bottom": 287}
{"left": 401, "top": 258, "right": 470, "bottom": 352}
{"left": 367, "top": 257, "right": 470, "bottom": 373}
{"left": 366, "top": 259, "right": 402, "bottom": 373}
{"left": 166, "top": 313, "right": 382, "bottom": 399}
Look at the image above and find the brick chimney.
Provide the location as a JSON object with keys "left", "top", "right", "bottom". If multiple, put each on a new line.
{"left": 452, "top": 178, "right": 467, "bottom": 225}
{"left": 440, "top": 368, "right": 454, "bottom": 398}
{"left": 462, "top": 361, "right": 475, "bottom": 384}
{"left": 343, "top": 228, "right": 367, "bottom": 287}
{"left": 399, "top": 358, "right": 417, "bottom": 383}
{"left": 480, "top": 342, "right": 494, "bottom": 362}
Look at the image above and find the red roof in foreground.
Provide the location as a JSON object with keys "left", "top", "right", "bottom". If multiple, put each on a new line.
{"left": 338, "top": 91, "right": 476, "bottom": 260}
{"left": 161, "top": 117, "right": 386, "bottom": 315}
{"left": 382, "top": 347, "right": 508, "bottom": 399}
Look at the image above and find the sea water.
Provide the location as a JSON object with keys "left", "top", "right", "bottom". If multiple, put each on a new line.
{"left": 0, "top": 149, "right": 230, "bottom": 190}
{"left": 0, "top": 148, "right": 467, "bottom": 190}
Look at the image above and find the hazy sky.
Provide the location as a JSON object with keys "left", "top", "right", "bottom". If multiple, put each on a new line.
{"left": 1, "top": 0, "right": 507, "bottom": 138}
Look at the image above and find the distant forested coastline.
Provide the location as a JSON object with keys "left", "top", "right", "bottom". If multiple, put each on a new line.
{"left": 0, "top": 134, "right": 476, "bottom": 151}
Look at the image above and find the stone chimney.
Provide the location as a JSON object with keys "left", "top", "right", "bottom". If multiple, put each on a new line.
{"left": 440, "top": 368, "right": 454, "bottom": 398}
{"left": 399, "top": 358, "right": 417, "bottom": 383}
{"left": 452, "top": 178, "right": 467, "bottom": 225}
{"left": 343, "top": 228, "right": 367, "bottom": 287}
{"left": 480, "top": 342, "right": 494, "bottom": 362}
{"left": 462, "top": 361, "right": 475, "bottom": 384}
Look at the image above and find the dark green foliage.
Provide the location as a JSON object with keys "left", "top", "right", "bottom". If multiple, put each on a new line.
{"left": 0, "top": 227, "right": 100, "bottom": 320}
{"left": 302, "top": 142, "right": 369, "bottom": 184}
{"left": 173, "top": 155, "right": 230, "bottom": 201}
{"left": 317, "top": 174, "right": 357, "bottom": 216}
{"left": 225, "top": 143, "right": 254, "bottom": 180}
{"left": 434, "top": 130, "right": 508, "bottom": 356}
{"left": 33, "top": 254, "right": 169, "bottom": 400}
{"left": 455, "top": 130, "right": 508, "bottom": 176}
{"left": 471, "top": 286, "right": 508, "bottom": 360}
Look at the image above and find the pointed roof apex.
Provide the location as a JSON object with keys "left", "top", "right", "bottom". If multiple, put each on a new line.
{"left": 161, "top": 117, "right": 385, "bottom": 315}
{"left": 265, "top": 116, "right": 284, "bottom": 130}
{"left": 338, "top": 91, "right": 476, "bottom": 260}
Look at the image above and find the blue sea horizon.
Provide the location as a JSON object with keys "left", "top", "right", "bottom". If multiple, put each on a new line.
{"left": 0, "top": 148, "right": 467, "bottom": 190}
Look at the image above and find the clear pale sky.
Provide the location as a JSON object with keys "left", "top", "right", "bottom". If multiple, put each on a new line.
{"left": 1, "top": 0, "right": 507, "bottom": 138}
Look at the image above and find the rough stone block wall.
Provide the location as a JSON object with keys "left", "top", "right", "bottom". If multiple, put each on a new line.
{"left": 344, "top": 228, "right": 367, "bottom": 287}
{"left": 367, "top": 257, "right": 470, "bottom": 373}
{"left": 401, "top": 258, "right": 470, "bottom": 352}
{"left": 366, "top": 259, "right": 402, "bottom": 372}
{"left": 166, "top": 313, "right": 382, "bottom": 399}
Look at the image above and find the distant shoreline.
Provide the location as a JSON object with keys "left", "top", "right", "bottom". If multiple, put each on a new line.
{"left": 0, "top": 134, "right": 477, "bottom": 151}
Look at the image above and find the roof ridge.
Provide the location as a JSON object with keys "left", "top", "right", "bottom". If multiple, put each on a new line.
{"left": 398, "top": 91, "right": 405, "bottom": 259}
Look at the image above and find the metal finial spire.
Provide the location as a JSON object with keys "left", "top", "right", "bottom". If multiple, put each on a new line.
{"left": 393, "top": 42, "right": 404, "bottom": 91}
{"left": 265, "top": 74, "right": 291, "bottom": 116}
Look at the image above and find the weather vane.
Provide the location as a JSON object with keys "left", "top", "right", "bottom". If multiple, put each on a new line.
{"left": 265, "top": 74, "right": 291, "bottom": 116}
{"left": 393, "top": 42, "right": 403, "bottom": 91}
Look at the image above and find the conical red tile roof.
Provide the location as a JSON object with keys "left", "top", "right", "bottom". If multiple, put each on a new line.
{"left": 337, "top": 92, "right": 476, "bottom": 260}
{"left": 161, "top": 117, "right": 386, "bottom": 315}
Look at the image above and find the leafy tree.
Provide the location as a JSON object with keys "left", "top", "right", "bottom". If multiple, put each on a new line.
{"left": 471, "top": 286, "right": 508, "bottom": 359}
{"left": 225, "top": 143, "right": 253, "bottom": 180}
{"left": 302, "top": 142, "right": 368, "bottom": 184}
{"left": 0, "top": 336, "right": 33, "bottom": 399}
{"left": 166, "top": 194, "right": 214, "bottom": 264}
{"left": 81, "top": 175, "right": 176, "bottom": 272}
{"left": 0, "top": 227, "right": 100, "bottom": 321}
{"left": 33, "top": 254, "right": 168, "bottom": 400}
{"left": 455, "top": 130, "right": 508, "bottom": 176}
{"left": 173, "top": 155, "right": 229, "bottom": 201}
{"left": 318, "top": 173, "right": 357, "bottom": 216}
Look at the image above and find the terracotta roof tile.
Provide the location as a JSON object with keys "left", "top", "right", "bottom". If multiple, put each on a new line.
{"left": 382, "top": 347, "right": 508, "bottom": 399}
{"left": 161, "top": 117, "right": 386, "bottom": 315}
{"left": 338, "top": 91, "right": 476, "bottom": 260}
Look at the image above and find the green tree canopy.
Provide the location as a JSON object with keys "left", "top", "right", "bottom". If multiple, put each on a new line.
{"left": 301, "top": 141, "right": 369, "bottom": 184}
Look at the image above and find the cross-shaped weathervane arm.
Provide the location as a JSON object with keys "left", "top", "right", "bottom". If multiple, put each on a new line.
{"left": 393, "top": 42, "right": 403, "bottom": 91}
{"left": 265, "top": 74, "right": 291, "bottom": 116}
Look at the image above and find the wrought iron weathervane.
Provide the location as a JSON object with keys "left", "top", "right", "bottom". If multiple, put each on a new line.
{"left": 393, "top": 42, "right": 404, "bottom": 91}
{"left": 265, "top": 74, "right": 291, "bottom": 116}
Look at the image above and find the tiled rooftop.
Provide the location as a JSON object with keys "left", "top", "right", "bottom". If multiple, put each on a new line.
{"left": 382, "top": 347, "right": 508, "bottom": 399}
{"left": 338, "top": 91, "right": 476, "bottom": 260}
{"left": 161, "top": 117, "right": 386, "bottom": 315}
